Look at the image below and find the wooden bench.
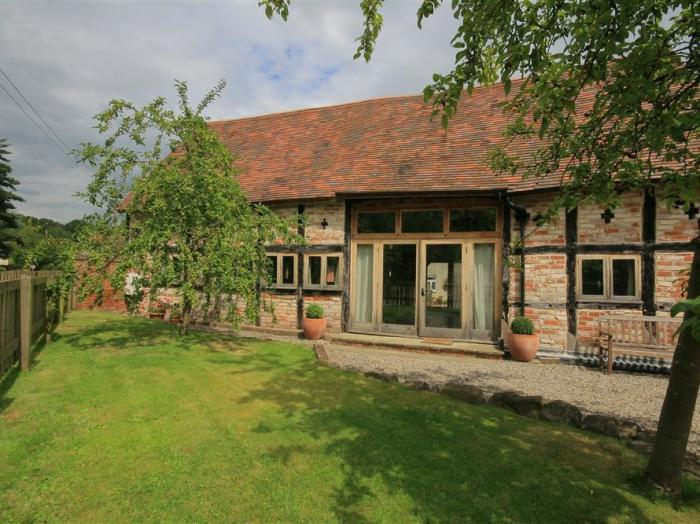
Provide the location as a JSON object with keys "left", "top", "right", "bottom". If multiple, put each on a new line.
{"left": 598, "top": 315, "right": 682, "bottom": 374}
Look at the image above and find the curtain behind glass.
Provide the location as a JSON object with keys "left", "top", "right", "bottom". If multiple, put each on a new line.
{"left": 355, "top": 245, "right": 374, "bottom": 323}
{"left": 473, "top": 244, "right": 495, "bottom": 332}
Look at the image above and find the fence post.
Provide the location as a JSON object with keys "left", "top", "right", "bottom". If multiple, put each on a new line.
{"left": 19, "top": 272, "right": 33, "bottom": 371}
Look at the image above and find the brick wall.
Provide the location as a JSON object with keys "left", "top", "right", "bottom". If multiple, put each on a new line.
{"left": 268, "top": 203, "right": 300, "bottom": 241}
{"left": 655, "top": 251, "right": 693, "bottom": 311}
{"left": 524, "top": 307, "right": 568, "bottom": 350}
{"left": 576, "top": 308, "right": 643, "bottom": 349}
{"left": 304, "top": 200, "right": 345, "bottom": 244}
{"left": 523, "top": 254, "right": 567, "bottom": 303}
{"left": 304, "top": 293, "right": 342, "bottom": 332}
{"left": 259, "top": 291, "right": 298, "bottom": 330}
{"left": 657, "top": 203, "right": 699, "bottom": 243}
{"left": 511, "top": 193, "right": 565, "bottom": 246}
{"left": 577, "top": 191, "right": 643, "bottom": 244}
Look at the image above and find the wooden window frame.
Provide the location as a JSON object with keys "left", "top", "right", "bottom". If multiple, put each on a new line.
{"left": 576, "top": 254, "right": 641, "bottom": 302}
{"left": 448, "top": 206, "right": 499, "bottom": 234}
{"left": 264, "top": 253, "right": 298, "bottom": 290}
{"left": 352, "top": 198, "right": 502, "bottom": 240}
{"left": 303, "top": 253, "right": 343, "bottom": 290}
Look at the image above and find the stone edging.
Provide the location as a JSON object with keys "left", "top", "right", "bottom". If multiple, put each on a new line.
{"left": 312, "top": 342, "right": 699, "bottom": 478}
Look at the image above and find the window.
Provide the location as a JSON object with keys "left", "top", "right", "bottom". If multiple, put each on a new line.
{"left": 357, "top": 211, "right": 396, "bottom": 234}
{"left": 265, "top": 253, "right": 297, "bottom": 289}
{"left": 577, "top": 255, "right": 640, "bottom": 300}
{"left": 449, "top": 208, "right": 497, "bottom": 232}
{"left": 304, "top": 253, "right": 343, "bottom": 290}
{"left": 401, "top": 210, "right": 443, "bottom": 233}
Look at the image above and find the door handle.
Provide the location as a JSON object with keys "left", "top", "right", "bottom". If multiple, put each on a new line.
{"left": 421, "top": 288, "right": 425, "bottom": 297}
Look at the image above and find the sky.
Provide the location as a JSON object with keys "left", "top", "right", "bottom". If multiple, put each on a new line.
{"left": 0, "top": 0, "right": 459, "bottom": 222}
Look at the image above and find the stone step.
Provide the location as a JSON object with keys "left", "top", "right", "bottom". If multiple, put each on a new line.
{"left": 326, "top": 332, "right": 503, "bottom": 360}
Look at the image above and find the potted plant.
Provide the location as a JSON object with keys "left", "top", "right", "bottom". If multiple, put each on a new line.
{"left": 169, "top": 303, "right": 182, "bottom": 324}
{"left": 148, "top": 301, "right": 166, "bottom": 320}
{"left": 508, "top": 316, "right": 539, "bottom": 362}
{"left": 303, "top": 303, "right": 327, "bottom": 340}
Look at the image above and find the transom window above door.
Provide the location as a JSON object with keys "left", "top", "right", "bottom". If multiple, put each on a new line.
{"left": 353, "top": 202, "right": 500, "bottom": 238}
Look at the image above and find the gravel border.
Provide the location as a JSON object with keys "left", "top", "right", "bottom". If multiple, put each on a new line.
{"left": 324, "top": 344, "right": 700, "bottom": 455}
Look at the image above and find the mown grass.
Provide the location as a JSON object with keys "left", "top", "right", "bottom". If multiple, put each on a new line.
{"left": 0, "top": 311, "right": 698, "bottom": 522}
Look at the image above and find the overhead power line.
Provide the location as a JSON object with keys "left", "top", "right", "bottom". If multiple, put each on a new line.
{"left": 0, "top": 79, "right": 71, "bottom": 159}
{"left": 0, "top": 65, "right": 72, "bottom": 152}
{"left": 0, "top": 110, "right": 60, "bottom": 172}
{"left": 0, "top": 65, "right": 93, "bottom": 177}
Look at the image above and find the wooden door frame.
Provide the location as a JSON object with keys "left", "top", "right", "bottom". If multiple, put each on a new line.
{"left": 349, "top": 238, "right": 502, "bottom": 341}
{"left": 418, "top": 240, "right": 467, "bottom": 339}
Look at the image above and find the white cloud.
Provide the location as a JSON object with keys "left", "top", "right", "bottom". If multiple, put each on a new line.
{"left": 0, "top": 0, "right": 459, "bottom": 222}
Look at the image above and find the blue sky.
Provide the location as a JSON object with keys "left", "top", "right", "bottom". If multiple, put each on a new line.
{"left": 0, "top": 0, "right": 458, "bottom": 222}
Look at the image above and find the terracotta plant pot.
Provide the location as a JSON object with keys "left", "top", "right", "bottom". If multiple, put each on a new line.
{"left": 303, "top": 318, "right": 327, "bottom": 340}
{"left": 508, "top": 333, "right": 540, "bottom": 362}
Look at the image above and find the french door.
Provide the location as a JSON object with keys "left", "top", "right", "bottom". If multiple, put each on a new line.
{"left": 419, "top": 242, "right": 464, "bottom": 338}
{"left": 350, "top": 240, "right": 498, "bottom": 341}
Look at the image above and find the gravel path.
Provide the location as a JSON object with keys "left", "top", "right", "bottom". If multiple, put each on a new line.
{"left": 326, "top": 344, "right": 700, "bottom": 454}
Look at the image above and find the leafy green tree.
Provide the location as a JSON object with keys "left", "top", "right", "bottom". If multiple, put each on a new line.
{"left": 0, "top": 139, "right": 23, "bottom": 259}
{"left": 76, "top": 80, "right": 298, "bottom": 334}
{"left": 11, "top": 214, "right": 77, "bottom": 269}
{"left": 261, "top": 0, "right": 699, "bottom": 491}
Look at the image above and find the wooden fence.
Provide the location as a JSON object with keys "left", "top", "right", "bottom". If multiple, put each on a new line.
{"left": 0, "top": 271, "right": 69, "bottom": 379}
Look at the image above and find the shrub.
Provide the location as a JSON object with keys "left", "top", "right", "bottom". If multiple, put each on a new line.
{"left": 511, "top": 316, "right": 535, "bottom": 335}
{"left": 306, "top": 303, "right": 324, "bottom": 319}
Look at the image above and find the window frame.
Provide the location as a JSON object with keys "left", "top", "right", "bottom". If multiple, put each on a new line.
{"left": 352, "top": 199, "right": 502, "bottom": 240}
{"left": 264, "top": 253, "right": 298, "bottom": 289}
{"left": 303, "top": 252, "right": 343, "bottom": 290}
{"left": 576, "top": 254, "right": 641, "bottom": 302}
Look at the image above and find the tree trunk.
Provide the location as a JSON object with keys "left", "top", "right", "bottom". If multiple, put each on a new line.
{"left": 646, "top": 234, "right": 700, "bottom": 493}
{"left": 179, "top": 297, "right": 191, "bottom": 336}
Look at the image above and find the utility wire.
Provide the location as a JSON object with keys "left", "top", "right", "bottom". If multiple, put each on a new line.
{"left": 0, "top": 74, "right": 93, "bottom": 176}
{"left": 0, "top": 109, "right": 60, "bottom": 172}
{"left": 0, "top": 79, "right": 71, "bottom": 159}
{"left": 0, "top": 65, "right": 72, "bottom": 152}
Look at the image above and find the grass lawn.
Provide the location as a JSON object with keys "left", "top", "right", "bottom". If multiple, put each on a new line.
{"left": 1, "top": 311, "right": 699, "bottom": 522}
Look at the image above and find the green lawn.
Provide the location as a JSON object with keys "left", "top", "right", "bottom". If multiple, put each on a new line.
{"left": 0, "top": 311, "right": 698, "bottom": 522}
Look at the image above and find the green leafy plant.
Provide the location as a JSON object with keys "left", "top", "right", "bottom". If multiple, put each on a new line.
{"left": 510, "top": 316, "right": 535, "bottom": 336}
{"left": 75, "top": 80, "right": 301, "bottom": 335}
{"left": 305, "top": 303, "right": 324, "bottom": 319}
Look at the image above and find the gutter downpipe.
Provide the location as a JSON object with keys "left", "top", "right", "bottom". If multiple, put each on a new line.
{"left": 502, "top": 191, "right": 529, "bottom": 316}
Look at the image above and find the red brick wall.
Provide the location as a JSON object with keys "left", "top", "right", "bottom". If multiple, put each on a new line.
{"left": 578, "top": 191, "right": 643, "bottom": 244}
{"left": 75, "top": 260, "right": 127, "bottom": 313}
{"left": 259, "top": 291, "right": 298, "bottom": 330}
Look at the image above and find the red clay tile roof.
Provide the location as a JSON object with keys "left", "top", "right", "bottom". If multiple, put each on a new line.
{"left": 209, "top": 81, "right": 556, "bottom": 203}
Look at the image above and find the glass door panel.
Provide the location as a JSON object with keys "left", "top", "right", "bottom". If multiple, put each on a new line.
{"left": 420, "top": 243, "right": 463, "bottom": 337}
{"left": 472, "top": 243, "right": 495, "bottom": 338}
{"left": 353, "top": 244, "right": 374, "bottom": 326}
{"left": 381, "top": 244, "right": 417, "bottom": 334}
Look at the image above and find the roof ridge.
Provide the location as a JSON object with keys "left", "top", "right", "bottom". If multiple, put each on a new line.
{"left": 205, "top": 80, "right": 515, "bottom": 126}
{"left": 206, "top": 92, "right": 424, "bottom": 126}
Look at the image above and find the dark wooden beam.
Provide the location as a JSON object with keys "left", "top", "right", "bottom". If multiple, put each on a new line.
{"left": 524, "top": 241, "right": 695, "bottom": 255}
{"left": 565, "top": 208, "right": 578, "bottom": 343}
{"left": 266, "top": 244, "right": 345, "bottom": 253}
{"left": 509, "top": 301, "right": 567, "bottom": 310}
{"left": 576, "top": 301, "right": 644, "bottom": 310}
{"left": 642, "top": 188, "right": 657, "bottom": 315}
{"left": 501, "top": 198, "right": 511, "bottom": 323}
{"left": 341, "top": 199, "right": 352, "bottom": 332}
{"left": 296, "top": 204, "right": 305, "bottom": 330}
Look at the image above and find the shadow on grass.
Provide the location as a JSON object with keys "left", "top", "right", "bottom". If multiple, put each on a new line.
{"left": 51, "top": 314, "right": 248, "bottom": 354}
{"left": 0, "top": 337, "right": 49, "bottom": 416}
{"left": 8, "top": 312, "right": 696, "bottom": 521}
{"left": 234, "top": 353, "right": 690, "bottom": 522}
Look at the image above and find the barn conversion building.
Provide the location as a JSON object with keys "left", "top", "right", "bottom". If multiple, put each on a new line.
{"left": 152, "top": 83, "right": 700, "bottom": 357}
